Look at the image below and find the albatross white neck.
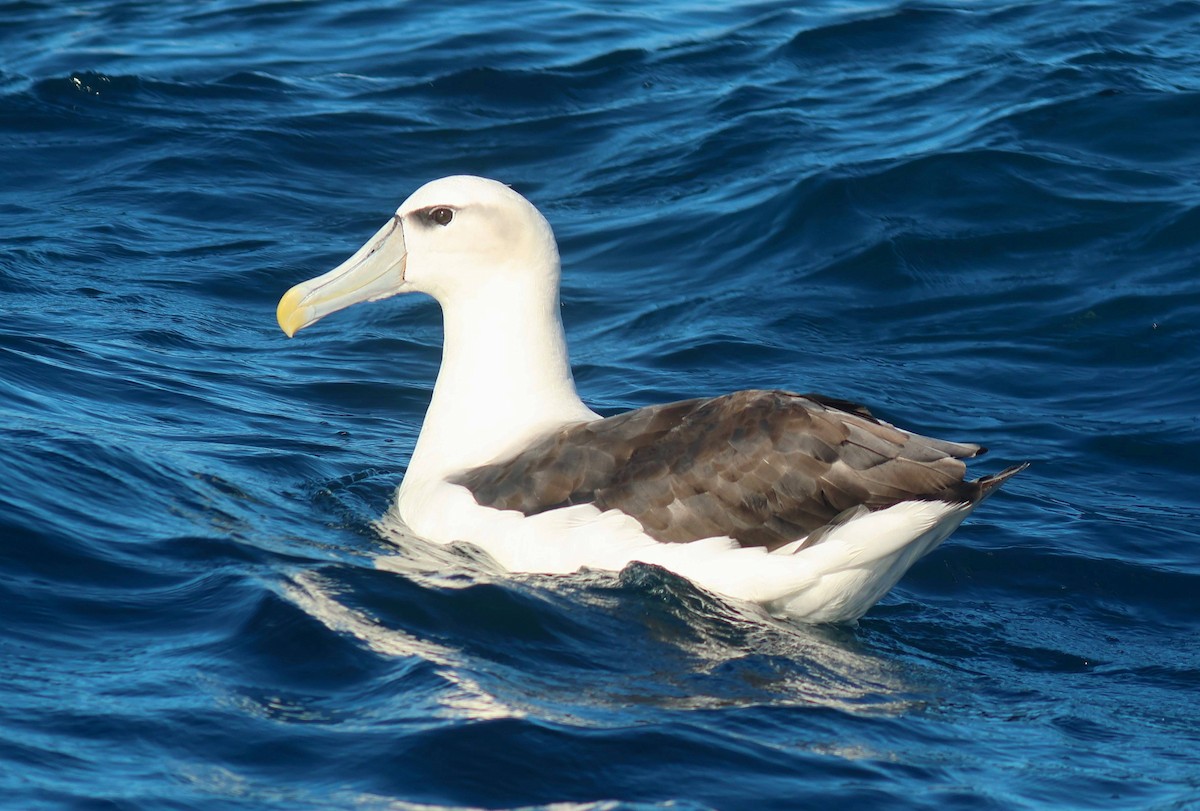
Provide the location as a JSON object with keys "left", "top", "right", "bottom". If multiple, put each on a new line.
{"left": 402, "top": 258, "right": 597, "bottom": 488}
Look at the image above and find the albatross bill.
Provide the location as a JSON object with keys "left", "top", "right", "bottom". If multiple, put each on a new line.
{"left": 277, "top": 175, "right": 1026, "bottom": 623}
{"left": 277, "top": 214, "right": 408, "bottom": 337}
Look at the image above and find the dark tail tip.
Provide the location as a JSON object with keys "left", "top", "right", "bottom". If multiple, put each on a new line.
{"left": 976, "top": 462, "right": 1030, "bottom": 500}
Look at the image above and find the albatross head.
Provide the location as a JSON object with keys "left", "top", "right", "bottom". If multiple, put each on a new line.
{"left": 276, "top": 175, "right": 561, "bottom": 337}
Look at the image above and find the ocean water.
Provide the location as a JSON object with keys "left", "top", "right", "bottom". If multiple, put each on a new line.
{"left": 2, "top": 0, "right": 1199, "bottom": 808}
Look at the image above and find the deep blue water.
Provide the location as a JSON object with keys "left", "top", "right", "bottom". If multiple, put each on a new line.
{"left": 3, "top": 0, "right": 1200, "bottom": 808}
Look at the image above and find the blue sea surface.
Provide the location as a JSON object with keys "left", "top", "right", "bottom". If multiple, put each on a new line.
{"left": 2, "top": 1, "right": 1199, "bottom": 808}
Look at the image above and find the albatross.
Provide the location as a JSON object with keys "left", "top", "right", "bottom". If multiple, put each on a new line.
{"left": 277, "top": 175, "right": 1025, "bottom": 623}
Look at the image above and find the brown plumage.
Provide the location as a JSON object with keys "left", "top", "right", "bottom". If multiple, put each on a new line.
{"left": 452, "top": 389, "right": 1024, "bottom": 551}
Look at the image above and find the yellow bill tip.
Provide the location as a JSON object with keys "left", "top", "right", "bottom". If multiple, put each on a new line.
{"left": 276, "top": 285, "right": 309, "bottom": 338}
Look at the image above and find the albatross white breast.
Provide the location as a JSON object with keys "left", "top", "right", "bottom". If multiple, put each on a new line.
{"left": 277, "top": 175, "right": 1026, "bottom": 623}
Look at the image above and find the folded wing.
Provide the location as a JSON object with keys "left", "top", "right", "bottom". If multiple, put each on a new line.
{"left": 454, "top": 389, "right": 1009, "bottom": 551}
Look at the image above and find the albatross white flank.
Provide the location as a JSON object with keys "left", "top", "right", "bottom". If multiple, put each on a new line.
{"left": 276, "top": 175, "right": 1026, "bottom": 623}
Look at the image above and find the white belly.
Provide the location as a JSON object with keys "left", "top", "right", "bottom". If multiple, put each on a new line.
{"left": 385, "top": 476, "right": 973, "bottom": 623}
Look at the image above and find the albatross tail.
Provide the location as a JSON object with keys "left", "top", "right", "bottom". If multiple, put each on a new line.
{"left": 769, "top": 462, "right": 1029, "bottom": 622}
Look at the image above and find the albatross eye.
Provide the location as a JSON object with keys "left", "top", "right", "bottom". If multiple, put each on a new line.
{"left": 428, "top": 207, "right": 454, "bottom": 226}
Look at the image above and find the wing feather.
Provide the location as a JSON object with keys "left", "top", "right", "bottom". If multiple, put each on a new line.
{"left": 452, "top": 389, "right": 1005, "bottom": 550}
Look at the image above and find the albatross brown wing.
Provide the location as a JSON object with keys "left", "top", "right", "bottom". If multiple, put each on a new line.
{"left": 453, "top": 389, "right": 1007, "bottom": 551}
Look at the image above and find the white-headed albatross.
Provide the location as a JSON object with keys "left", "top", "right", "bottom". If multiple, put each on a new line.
{"left": 277, "top": 175, "right": 1026, "bottom": 623}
